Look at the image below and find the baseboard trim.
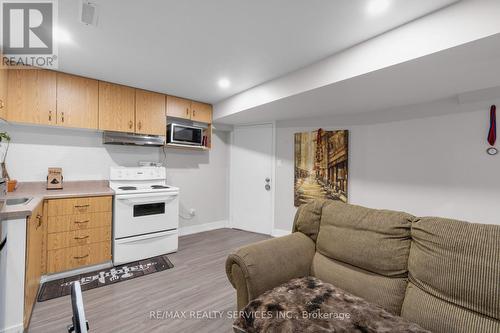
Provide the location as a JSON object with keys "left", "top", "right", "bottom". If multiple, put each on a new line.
{"left": 179, "top": 220, "right": 228, "bottom": 236}
{"left": 271, "top": 228, "right": 291, "bottom": 237}
{"left": 0, "top": 323, "right": 24, "bottom": 333}
{"left": 41, "top": 261, "right": 113, "bottom": 283}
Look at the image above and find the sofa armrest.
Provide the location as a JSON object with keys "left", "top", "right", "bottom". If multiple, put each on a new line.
{"left": 225, "top": 232, "right": 316, "bottom": 310}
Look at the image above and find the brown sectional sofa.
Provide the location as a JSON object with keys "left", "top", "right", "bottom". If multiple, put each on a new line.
{"left": 226, "top": 200, "right": 500, "bottom": 332}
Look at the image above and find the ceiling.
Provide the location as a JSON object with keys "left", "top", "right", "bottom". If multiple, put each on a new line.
{"left": 216, "top": 33, "right": 500, "bottom": 125}
{"left": 56, "top": 0, "right": 458, "bottom": 104}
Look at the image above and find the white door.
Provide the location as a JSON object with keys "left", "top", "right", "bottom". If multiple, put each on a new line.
{"left": 231, "top": 124, "right": 274, "bottom": 234}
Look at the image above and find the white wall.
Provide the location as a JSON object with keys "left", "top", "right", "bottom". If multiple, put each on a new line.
{"left": 0, "top": 123, "right": 230, "bottom": 229}
{"left": 275, "top": 107, "right": 500, "bottom": 231}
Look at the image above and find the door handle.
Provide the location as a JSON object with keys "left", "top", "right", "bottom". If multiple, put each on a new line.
{"left": 265, "top": 184, "right": 271, "bottom": 191}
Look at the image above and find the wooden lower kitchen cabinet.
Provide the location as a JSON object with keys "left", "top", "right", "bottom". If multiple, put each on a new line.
{"left": 47, "top": 227, "right": 111, "bottom": 250}
{"left": 24, "top": 201, "right": 45, "bottom": 328}
{"left": 46, "top": 196, "right": 112, "bottom": 274}
{"left": 47, "top": 242, "right": 111, "bottom": 273}
{"left": 47, "top": 196, "right": 112, "bottom": 274}
{"left": 47, "top": 195, "right": 112, "bottom": 216}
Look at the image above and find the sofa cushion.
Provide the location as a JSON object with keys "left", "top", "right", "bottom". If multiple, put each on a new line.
{"left": 293, "top": 199, "right": 331, "bottom": 241}
{"left": 402, "top": 217, "right": 500, "bottom": 332}
{"left": 402, "top": 283, "right": 500, "bottom": 333}
{"left": 317, "top": 201, "right": 414, "bottom": 277}
{"left": 311, "top": 252, "right": 408, "bottom": 315}
{"left": 233, "top": 276, "right": 429, "bottom": 333}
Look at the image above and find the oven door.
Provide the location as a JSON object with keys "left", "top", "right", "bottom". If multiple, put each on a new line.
{"left": 114, "top": 192, "right": 179, "bottom": 239}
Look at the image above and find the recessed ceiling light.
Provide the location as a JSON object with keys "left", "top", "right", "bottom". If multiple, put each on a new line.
{"left": 218, "top": 78, "right": 230, "bottom": 89}
{"left": 366, "top": 0, "right": 390, "bottom": 16}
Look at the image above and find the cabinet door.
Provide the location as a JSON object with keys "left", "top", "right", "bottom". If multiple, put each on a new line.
{"left": 135, "top": 89, "right": 166, "bottom": 136}
{"left": 24, "top": 203, "right": 44, "bottom": 327}
{"left": 166, "top": 95, "right": 191, "bottom": 120}
{"left": 98, "top": 81, "right": 135, "bottom": 132}
{"left": 8, "top": 68, "right": 56, "bottom": 125}
{"left": 56, "top": 73, "right": 98, "bottom": 129}
{"left": 0, "top": 67, "right": 7, "bottom": 119}
{"left": 191, "top": 101, "right": 212, "bottom": 123}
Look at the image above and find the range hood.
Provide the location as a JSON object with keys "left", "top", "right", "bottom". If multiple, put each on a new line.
{"left": 103, "top": 131, "right": 166, "bottom": 147}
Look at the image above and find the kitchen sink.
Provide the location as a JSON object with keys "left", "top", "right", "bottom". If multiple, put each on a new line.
{"left": 6, "top": 197, "right": 33, "bottom": 206}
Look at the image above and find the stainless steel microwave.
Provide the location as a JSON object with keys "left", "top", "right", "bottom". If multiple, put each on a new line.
{"left": 167, "top": 123, "right": 203, "bottom": 146}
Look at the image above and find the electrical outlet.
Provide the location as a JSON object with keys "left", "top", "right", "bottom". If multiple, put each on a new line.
{"left": 189, "top": 208, "right": 196, "bottom": 216}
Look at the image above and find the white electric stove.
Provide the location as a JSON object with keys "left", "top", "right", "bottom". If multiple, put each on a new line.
{"left": 109, "top": 166, "right": 179, "bottom": 265}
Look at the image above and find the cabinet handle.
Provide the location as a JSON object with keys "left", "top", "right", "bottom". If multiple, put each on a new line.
{"left": 74, "top": 235, "right": 89, "bottom": 240}
{"left": 61, "top": 112, "right": 64, "bottom": 123}
{"left": 48, "top": 110, "right": 52, "bottom": 121}
{"left": 73, "top": 254, "right": 89, "bottom": 260}
{"left": 129, "top": 120, "right": 133, "bottom": 129}
{"left": 193, "top": 110, "right": 196, "bottom": 118}
{"left": 138, "top": 121, "right": 142, "bottom": 130}
{"left": 74, "top": 204, "right": 90, "bottom": 208}
{"left": 74, "top": 220, "right": 90, "bottom": 224}
{"left": 186, "top": 108, "right": 189, "bottom": 116}
{"left": 36, "top": 214, "right": 42, "bottom": 228}
{"left": 0, "top": 100, "right": 4, "bottom": 109}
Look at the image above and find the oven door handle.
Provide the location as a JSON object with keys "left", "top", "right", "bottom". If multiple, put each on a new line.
{"left": 116, "top": 194, "right": 178, "bottom": 205}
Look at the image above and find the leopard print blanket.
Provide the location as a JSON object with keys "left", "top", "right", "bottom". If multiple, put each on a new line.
{"left": 233, "top": 277, "right": 430, "bottom": 333}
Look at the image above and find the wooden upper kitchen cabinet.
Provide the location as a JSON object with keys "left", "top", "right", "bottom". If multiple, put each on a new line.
{"left": 24, "top": 202, "right": 45, "bottom": 328}
{"left": 7, "top": 68, "right": 56, "bottom": 125}
{"left": 166, "top": 95, "right": 192, "bottom": 120}
{"left": 98, "top": 81, "right": 136, "bottom": 132}
{"left": 0, "top": 67, "right": 7, "bottom": 119}
{"left": 56, "top": 73, "right": 99, "bottom": 129}
{"left": 191, "top": 101, "right": 213, "bottom": 123}
{"left": 135, "top": 89, "right": 167, "bottom": 136}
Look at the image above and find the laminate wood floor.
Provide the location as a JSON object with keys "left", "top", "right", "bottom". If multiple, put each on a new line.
{"left": 29, "top": 228, "right": 270, "bottom": 333}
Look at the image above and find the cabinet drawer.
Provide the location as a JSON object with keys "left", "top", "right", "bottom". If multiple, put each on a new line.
{"left": 47, "top": 227, "right": 111, "bottom": 250}
{"left": 47, "top": 242, "right": 111, "bottom": 274}
{"left": 47, "top": 196, "right": 112, "bottom": 216}
{"left": 48, "top": 211, "right": 111, "bottom": 233}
